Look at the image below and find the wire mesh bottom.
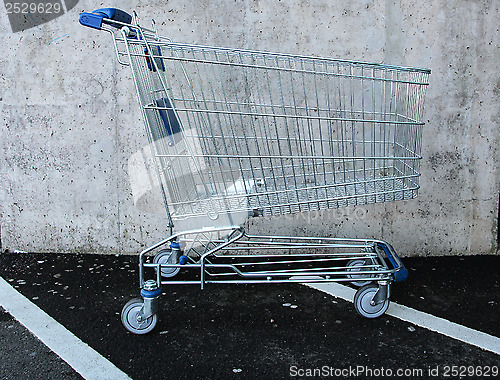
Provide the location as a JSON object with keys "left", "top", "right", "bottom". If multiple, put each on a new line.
{"left": 171, "top": 175, "right": 417, "bottom": 219}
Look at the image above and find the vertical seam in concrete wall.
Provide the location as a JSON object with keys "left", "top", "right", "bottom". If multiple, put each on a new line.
{"left": 117, "top": 71, "right": 122, "bottom": 254}
{"left": 112, "top": 55, "right": 121, "bottom": 254}
{"left": 385, "top": 0, "right": 406, "bottom": 66}
{"left": 497, "top": 189, "right": 500, "bottom": 252}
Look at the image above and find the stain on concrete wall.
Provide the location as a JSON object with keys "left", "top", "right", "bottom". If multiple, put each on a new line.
{"left": 0, "top": 0, "right": 498, "bottom": 255}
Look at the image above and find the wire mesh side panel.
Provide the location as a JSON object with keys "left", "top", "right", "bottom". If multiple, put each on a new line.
{"left": 126, "top": 37, "right": 429, "bottom": 220}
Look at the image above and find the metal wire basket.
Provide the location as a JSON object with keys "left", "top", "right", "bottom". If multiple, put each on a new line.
{"left": 127, "top": 37, "right": 429, "bottom": 222}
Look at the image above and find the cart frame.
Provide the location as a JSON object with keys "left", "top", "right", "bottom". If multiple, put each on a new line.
{"left": 79, "top": 8, "right": 430, "bottom": 334}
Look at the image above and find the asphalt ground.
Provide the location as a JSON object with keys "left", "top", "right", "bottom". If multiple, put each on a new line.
{"left": 0, "top": 306, "right": 83, "bottom": 380}
{"left": 0, "top": 252, "right": 499, "bottom": 379}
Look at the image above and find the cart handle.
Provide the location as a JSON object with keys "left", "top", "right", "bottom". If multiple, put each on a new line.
{"left": 79, "top": 8, "right": 132, "bottom": 30}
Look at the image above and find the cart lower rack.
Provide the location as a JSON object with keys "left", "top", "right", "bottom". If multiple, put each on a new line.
{"left": 79, "top": 8, "right": 430, "bottom": 334}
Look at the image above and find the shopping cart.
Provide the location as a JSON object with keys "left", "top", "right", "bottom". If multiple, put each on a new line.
{"left": 79, "top": 8, "right": 430, "bottom": 334}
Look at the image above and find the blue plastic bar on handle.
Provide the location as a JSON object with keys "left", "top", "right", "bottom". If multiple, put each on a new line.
{"left": 79, "top": 8, "right": 132, "bottom": 30}
{"left": 377, "top": 243, "right": 409, "bottom": 282}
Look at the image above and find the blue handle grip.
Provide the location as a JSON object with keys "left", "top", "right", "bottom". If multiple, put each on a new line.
{"left": 79, "top": 8, "right": 132, "bottom": 30}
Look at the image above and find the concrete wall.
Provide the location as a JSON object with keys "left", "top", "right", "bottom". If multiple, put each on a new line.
{"left": 0, "top": 0, "right": 498, "bottom": 255}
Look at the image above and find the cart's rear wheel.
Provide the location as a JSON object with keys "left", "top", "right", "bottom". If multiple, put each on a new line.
{"left": 346, "top": 259, "right": 372, "bottom": 287}
{"left": 353, "top": 284, "right": 389, "bottom": 318}
{"left": 121, "top": 298, "right": 157, "bottom": 334}
{"left": 153, "top": 249, "right": 180, "bottom": 277}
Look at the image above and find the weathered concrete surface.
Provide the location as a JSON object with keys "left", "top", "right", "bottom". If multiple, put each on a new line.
{"left": 0, "top": 0, "right": 498, "bottom": 255}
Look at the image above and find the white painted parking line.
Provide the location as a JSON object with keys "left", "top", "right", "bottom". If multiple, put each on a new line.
{"left": 0, "top": 277, "right": 131, "bottom": 380}
{"left": 305, "top": 282, "right": 500, "bottom": 356}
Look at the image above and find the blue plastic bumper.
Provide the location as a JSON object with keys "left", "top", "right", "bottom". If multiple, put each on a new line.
{"left": 377, "top": 243, "right": 409, "bottom": 282}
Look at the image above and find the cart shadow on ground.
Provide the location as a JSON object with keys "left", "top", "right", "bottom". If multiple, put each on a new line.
{"left": 0, "top": 252, "right": 499, "bottom": 379}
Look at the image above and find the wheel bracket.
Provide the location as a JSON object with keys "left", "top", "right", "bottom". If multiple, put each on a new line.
{"left": 137, "top": 279, "right": 161, "bottom": 320}
{"left": 370, "top": 281, "right": 390, "bottom": 306}
{"left": 136, "top": 297, "right": 159, "bottom": 321}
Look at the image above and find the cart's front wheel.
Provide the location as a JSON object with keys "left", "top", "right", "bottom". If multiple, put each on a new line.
{"left": 121, "top": 298, "right": 157, "bottom": 334}
{"left": 353, "top": 284, "right": 389, "bottom": 318}
{"left": 346, "top": 259, "right": 373, "bottom": 287}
